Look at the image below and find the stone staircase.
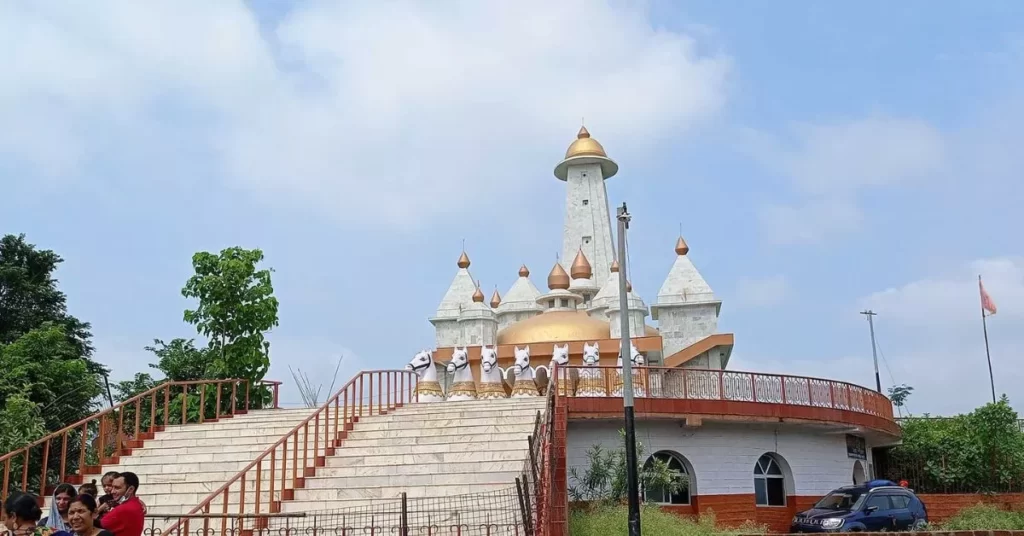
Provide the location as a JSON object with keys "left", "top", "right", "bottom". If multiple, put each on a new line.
{"left": 58, "top": 397, "right": 546, "bottom": 533}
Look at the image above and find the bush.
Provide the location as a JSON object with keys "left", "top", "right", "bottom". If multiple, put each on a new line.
{"left": 569, "top": 504, "right": 766, "bottom": 536}
{"left": 941, "top": 504, "right": 1024, "bottom": 531}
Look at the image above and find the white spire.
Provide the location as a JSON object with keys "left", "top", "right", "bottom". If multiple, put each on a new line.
{"left": 654, "top": 247, "right": 718, "bottom": 308}
{"left": 498, "top": 267, "right": 543, "bottom": 313}
{"left": 434, "top": 252, "right": 477, "bottom": 319}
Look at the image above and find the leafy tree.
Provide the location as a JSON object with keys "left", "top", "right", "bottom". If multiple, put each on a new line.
{"left": 0, "top": 234, "right": 103, "bottom": 374}
{"left": 888, "top": 383, "right": 914, "bottom": 417}
{"left": 146, "top": 338, "right": 215, "bottom": 382}
{"left": 182, "top": 247, "right": 279, "bottom": 384}
{"left": 568, "top": 429, "right": 684, "bottom": 504}
{"left": 0, "top": 395, "right": 46, "bottom": 454}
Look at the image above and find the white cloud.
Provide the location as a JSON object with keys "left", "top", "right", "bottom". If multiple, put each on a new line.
{"left": 732, "top": 274, "right": 790, "bottom": 309}
{"left": 0, "top": 1, "right": 730, "bottom": 227}
{"left": 858, "top": 257, "right": 1024, "bottom": 415}
{"left": 746, "top": 117, "right": 945, "bottom": 244}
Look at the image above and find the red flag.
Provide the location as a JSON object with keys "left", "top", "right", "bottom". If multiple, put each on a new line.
{"left": 980, "top": 278, "right": 997, "bottom": 316}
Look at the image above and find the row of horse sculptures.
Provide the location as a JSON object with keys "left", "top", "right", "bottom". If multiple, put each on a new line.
{"left": 403, "top": 342, "right": 649, "bottom": 402}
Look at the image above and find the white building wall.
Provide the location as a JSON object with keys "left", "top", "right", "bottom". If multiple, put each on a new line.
{"left": 561, "top": 163, "right": 615, "bottom": 286}
{"left": 657, "top": 304, "right": 719, "bottom": 357}
{"left": 567, "top": 420, "right": 875, "bottom": 497}
{"left": 433, "top": 320, "right": 460, "bottom": 348}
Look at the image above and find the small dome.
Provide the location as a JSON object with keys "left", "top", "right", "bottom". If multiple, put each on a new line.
{"left": 565, "top": 126, "right": 608, "bottom": 159}
{"left": 610, "top": 259, "right": 619, "bottom": 273}
{"left": 457, "top": 251, "right": 471, "bottom": 269}
{"left": 490, "top": 289, "right": 502, "bottom": 308}
{"left": 519, "top": 264, "right": 530, "bottom": 277}
{"left": 570, "top": 249, "right": 592, "bottom": 279}
{"left": 675, "top": 236, "right": 690, "bottom": 256}
{"left": 472, "top": 281, "right": 485, "bottom": 303}
{"left": 547, "top": 262, "right": 571, "bottom": 290}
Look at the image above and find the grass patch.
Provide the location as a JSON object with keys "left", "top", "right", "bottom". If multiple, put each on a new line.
{"left": 569, "top": 504, "right": 766, "bottom": 536}
{"left": 941, "top": 504, "right": 1024, "bottom": 530}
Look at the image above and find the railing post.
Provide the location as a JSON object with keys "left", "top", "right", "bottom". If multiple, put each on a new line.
{"left": 163, "top": 385, "right": 170, "bottom": 426}
{"left": 273, "top": 382, "right": 280, "bottom": 409}
{"left": 369, "top": 374, "right": 374, "bottom": 416}
{"left": 78, "top": 423, "right": 87, "bottom": 476}
{"left": 216, "top": 382, "right": 222, "bottom": 420}
{"left": 199, "top": 384, "right": 206, "bottom": 424}
{"left": 39, "top": 438, "right": 50, "bottom": 497}
{"left": 182, "top": 385, "right": 189, "bottom": 425}
{"left": 150, "top": 391, "right": 157, "bottom": 433}
{"left": 245, "top": 381, "right": 251, "bottom": 412}
{"left": 400, "top": 492, "right": 409, "bottom": 536}
{"left": 60, "top": 433, "right": 68, "bottom": 482}
{"left": 516, "top": 477, "right": 533, "bottom": 536}
{"left": 134, "top": 397, "right": 141, "bottom": 437}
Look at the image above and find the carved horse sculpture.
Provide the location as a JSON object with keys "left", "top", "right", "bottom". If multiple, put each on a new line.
{"left": 445, "top": 346, "right": 477, "bottom": 401}
{"left": 549, "top": 343, "right": 575, "bottom": 396}
{"left": 477, "top": 345, "right": 507, "bottom": 400}
{"left": 612, "top": 343, "right": 647, "bottom": 398}
{"left": 576, "top": 341, "right": 606, "bottom": 397}
{"left": 511, "top": 346, "right": 540, "bottom": 398}
{"left": 406, "top": 349, "right": 444, "bottom": 403}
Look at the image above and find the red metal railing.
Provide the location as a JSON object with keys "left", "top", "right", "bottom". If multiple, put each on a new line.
{"left": 0, "top": 378, "right": 277, "bottom": 506}
{"left": 552, "top": 365, "right": 895, "bottom": 421}
{"left": 165, "top": 370, "right": 417, "bottom": 536}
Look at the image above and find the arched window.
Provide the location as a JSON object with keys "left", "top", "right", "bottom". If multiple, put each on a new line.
{"left": 753, "top": 453, "right": 786, "bottom": 506}
{"left": 643, "top": 451, "right": 690, "bottom": 505}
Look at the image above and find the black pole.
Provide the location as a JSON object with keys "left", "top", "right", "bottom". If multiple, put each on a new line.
{"left": 616, "top": 204, "right": 641, "bottom": 536}
{"left": 400, "top": 492, "right": 408, "bottom": 536}
{"left": 980, "top": 276, "right": 996, "bottom": 403}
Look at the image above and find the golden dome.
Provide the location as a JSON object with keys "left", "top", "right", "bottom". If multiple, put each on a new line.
{"left": 457, "top": 251, "right": 471, "bottom": 269}
{"left": 570, "top": 249, "right": 592, "bottom": 279}
{"left": 547, "top": 262, "right": 570, "bottom": 290}
{"left": 565, "top": 126, "right": 608, "bottom": 159}
{"left": 519, "top": 264, "right": 530, "bottom": 277}
{"left": 472, "top": 281, "right": 485, "bottom": 303}
{"left": 490, "top": 288, "right": 502, "bottom": 308}
{"left": 496, "top": 311, "right": 611, "bottom": 345}
{"left": 610, "top": 259, "right": 619, "bottom": 273}
{"left": 675, "top": 236, "right": 690, "bottom": 256}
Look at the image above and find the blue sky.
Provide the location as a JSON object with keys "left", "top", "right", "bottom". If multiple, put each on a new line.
{"left": 3, "top": 1, "right": 1022, "bottom": 415}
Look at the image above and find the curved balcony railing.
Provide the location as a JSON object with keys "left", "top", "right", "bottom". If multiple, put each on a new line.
{"left": 551, "top": 366, "right": 895, "bottom": 422}
{"left": 0, "top": 379, "right": 279, "bottom": 505}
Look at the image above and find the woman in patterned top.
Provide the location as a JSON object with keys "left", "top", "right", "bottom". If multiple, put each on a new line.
{"left": 4, "top": 493, "right": 58, "bottom": 536}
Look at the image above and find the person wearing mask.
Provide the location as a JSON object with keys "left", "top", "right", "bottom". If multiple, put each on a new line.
{"left": 4, "top": 492, "right": 56, "bottom": 536}
{"left": 66, "top": 496, "right": 113, "bottom": 536}
{"left": 39, "top": 483, "right": 77, "bottom": 532}
{"left": 97, "top": 472, "right": 143, "bottom": 536}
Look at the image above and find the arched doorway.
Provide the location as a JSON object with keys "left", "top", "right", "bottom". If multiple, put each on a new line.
{"left": 753, "top": 453, "right": 790, "bottom": 507}
{"left": 643, "top": 451, "right": 694, "bottom": 505}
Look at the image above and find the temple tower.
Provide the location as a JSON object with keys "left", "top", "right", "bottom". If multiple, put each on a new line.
{"left": 554, "top": 127, "right": 618, "bottom": 286}
{"left": 651, "top": 236, "right": 722, "bottom": 358}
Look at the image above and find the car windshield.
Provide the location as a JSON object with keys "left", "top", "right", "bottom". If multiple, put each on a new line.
{"left": 814, "top": 490, "right": 866, "bottom": 511}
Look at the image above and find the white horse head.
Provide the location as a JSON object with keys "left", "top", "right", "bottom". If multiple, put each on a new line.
{"left": 550, "top": 343, "right": 570, "bottom": 369}
{"left": 513, "top": 346, "right": 532, "bottom": 375}
{"left": 406, "top": 349, "right": 435, "bottom": 379}
{"left": 481, "top": 345, "right": 499, "bottom": 374}
{"left": 616, "top": 343, "right": 644, "bottom": 367}
{"left": 447, "top": 346, "right": 470, "bottom": 374}
{"left": 582, "top": 342, "right": 601, "bottom": 366}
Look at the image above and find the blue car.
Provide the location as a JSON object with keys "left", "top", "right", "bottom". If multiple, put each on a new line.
{"left": 790, "top": 480, "right": 928, "bottom": 532}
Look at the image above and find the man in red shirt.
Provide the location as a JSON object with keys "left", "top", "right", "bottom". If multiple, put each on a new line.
{"left": 100, "top": 472, "right": 144, "bottom": 536}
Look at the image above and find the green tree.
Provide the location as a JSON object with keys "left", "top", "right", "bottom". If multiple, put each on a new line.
{"left": 182, "top": 247, "right": 279, "bottom": 404}
{"left": 568, "top": 429, "right": 684, "bottom": 504}
{"left": 0, "top": 234, "right": 104, "bottom": 372}
{"left": 0, "top": 395, "right": 46, "bottom": 454}
{"left": 146, "top": 338, "right": 215, "bottom": 382}
{"left": 888, "top": 383, "right": 914, "bottom": 417}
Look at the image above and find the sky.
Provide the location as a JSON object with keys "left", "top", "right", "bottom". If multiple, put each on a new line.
{"left": 2, "top": 1, "right": 1022, "bottom": 415}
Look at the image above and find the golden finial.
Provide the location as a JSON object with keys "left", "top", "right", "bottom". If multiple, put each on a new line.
{"left": 626, "top": 280, "right": 633, "bottom": 293}
{"left": 610, "top": 259, "right": 619, "bottom": 273}
{"left": 675, "top": 236, "right": 689, "bottom": 256}
{"left": 577, "top": 125, "right": 590, "bottom": 139}
{"left": 570, "top": 248, "right": 592, "bottom": 279}
{"left": 490, "top": 288, "right": 502, "bottom": 308}
{"left": 547, "top": 262, "right": 570, "bottom": 290}
{"left": 457, "top": 250, "right": 471, "bottom": 269}
{"left": 519, "top": 264, "right": 530, "bottom": 277}
{"left": 472, "top": 280, "right": 485, "bottom": 303}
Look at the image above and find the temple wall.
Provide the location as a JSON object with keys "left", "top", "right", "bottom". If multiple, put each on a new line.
{"left": 657, "top": 303, "right": 719, "bottom": 357}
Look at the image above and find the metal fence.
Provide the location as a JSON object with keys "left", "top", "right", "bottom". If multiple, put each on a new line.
{"left": 145, "top": 486, "right": 532, "bottom": 536}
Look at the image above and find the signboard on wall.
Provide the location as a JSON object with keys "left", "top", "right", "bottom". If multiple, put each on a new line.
{"left": 846, "top": 434, "right": 867, "bottom": 460}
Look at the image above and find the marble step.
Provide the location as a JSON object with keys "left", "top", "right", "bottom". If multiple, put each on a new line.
{"left": 352, "top": 413, "right": 537, "bottom": 430}
{"left": 134, "top": 432, "right": 313, "bottom": 449}
{"left": 345, "top": 423, "right": 534, "bottom": 440}
{"left": 153, "top": 426, "right": 313, "bottom": 440}
{"left": 280, "top": 483, "right": 518, "bottom": 509}
{"left": 311, "top": 460, "right": 524, "bottom": 478}
{"left": 301, "top": 470, "right": 524, "bottom": 489}
{"left": 326, "top": 447, "right": 527, "bottom": 466}
{"left": 389, "top": 400, "right": 545, "bottom": 413}
{"left": 339, "top": 432, "right": 529, "bottom": 447}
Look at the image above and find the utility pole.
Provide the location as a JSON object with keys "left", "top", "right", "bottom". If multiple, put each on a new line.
{"left": 860, "top": 310, "right": 882, "bottom": 393}
{"left": 616, "top": 203, "right": 641, "bottom": 536}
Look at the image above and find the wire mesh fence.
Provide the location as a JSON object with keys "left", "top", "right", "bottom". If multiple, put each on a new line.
{"left": 145, "top": 485, "right": 533, "bottom": 536}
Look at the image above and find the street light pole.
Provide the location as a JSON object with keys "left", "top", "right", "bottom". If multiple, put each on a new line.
{"left": 616, "top": 203, "right": 641, "bottom": 536}
{"left": 860, "top": 310, "right": 882, "bottom": 393}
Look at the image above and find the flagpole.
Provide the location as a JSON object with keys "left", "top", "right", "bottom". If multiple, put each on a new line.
{"left": 980, "top": 275, "right": 996, "bottom": 403}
